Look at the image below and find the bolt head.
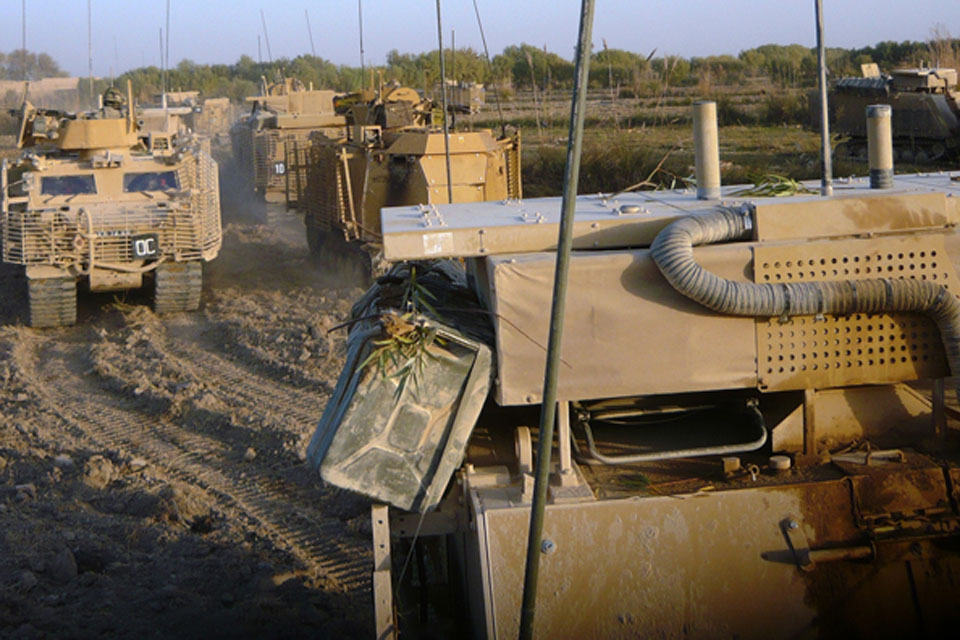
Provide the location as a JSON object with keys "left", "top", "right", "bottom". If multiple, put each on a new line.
{"left": 540, "top": 539, "right": 556, "bottom": 554}
{"left": 788, "top": 520, "right": 799, "bottom": 530}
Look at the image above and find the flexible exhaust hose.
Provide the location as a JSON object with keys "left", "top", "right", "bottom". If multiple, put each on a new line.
{"left": 650, "top": 206, "right": 960, "bottom": 398}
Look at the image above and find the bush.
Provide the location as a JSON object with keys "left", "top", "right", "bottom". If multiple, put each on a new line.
{"left": 762, "top": 92, "right": 809, "bottom": 125}
{"left": 714, "top": 96, "right": 757, "bottom": 126}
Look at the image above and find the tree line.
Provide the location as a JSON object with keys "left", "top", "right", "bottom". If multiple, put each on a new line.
{"left": 3, "top": 34, "right": 958, "bottom": 104}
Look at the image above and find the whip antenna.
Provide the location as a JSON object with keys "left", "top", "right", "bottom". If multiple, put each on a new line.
{"left": 471, "top": 0, "right": 506, "bottom": 135}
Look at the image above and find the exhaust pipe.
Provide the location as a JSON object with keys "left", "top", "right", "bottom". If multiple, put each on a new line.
{"left": 693, "top": 100, "right": 721, "bottom": 200}
{"left": 867, "top": 104, "right": 893, "bottom": 189}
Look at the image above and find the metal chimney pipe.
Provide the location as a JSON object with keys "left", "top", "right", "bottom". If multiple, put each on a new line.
{"left": 693, "top": 100, "right": 721, "bottom": 200}
{"left": 867, "top": 104, "right": 893, "bottom": 189}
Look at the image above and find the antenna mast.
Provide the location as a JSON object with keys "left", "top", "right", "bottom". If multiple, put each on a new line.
{"left": 159, "top": 28, "right": 165, "bottom": 103}
{"left": 164, "top": 0, "right": 170, "bottom": 113}
{"left": 21, "top": 0, "right": 26, "bottom": 82}
{"left": 260, "top": 9, "right": 273, "bottom": 64}
{"left": 358, "top": 0, "right": 365, "bottom": 85}
{"left": 306, "top": 9, "right": 316, "bottom": 57}
{"left": 814, "top": 0, "right": 833, "bottom": 196}
{"left": 88, "top": 0, "right": 94, "bottom": 108}
{"left": 435, "top": 0, "right": 453, "bottom": 204}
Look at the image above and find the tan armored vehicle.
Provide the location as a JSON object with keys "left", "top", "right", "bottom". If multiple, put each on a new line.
{"left": 433, "top": 79, "right": 485, "bottom": 114}
{"left": 230, "top": 77, "right": 345, "bottom": 207}
{"left": 308, "top": 107, "right": 960, "bottom": 636}
{"left": 1, "top": 84, "right": 221, "bottom": 327}
{"left": 152, "top": 91, "right": 233, "bottom": 139}
{"left": 828, "top": 64, "right": 960, "bottom": 162}
{"left": 293, "top": 83, "right": 520, "bottom": 271}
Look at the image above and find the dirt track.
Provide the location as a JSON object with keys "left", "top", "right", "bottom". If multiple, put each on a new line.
{"left": 0, "top": 163, "right": 375, "bottom": 638}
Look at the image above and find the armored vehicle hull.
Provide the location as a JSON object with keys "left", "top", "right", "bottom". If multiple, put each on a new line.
{"left": 828, "top": 67, "right": 960, "bottom": 162}
{"left": 1, "top": 87, "right": 221, "bottom": 326}
{"left": 309, "top": 170, "right": 960, "bottom": 638}
{"left": 229, "top": 78, "right": 345, "bottom": 210}
{"left": 288, "top": 85, "right": 521, "bottom": 279}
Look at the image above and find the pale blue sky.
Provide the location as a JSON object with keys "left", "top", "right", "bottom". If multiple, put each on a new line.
{"left": 3, "top": 1, "right": 960, "bottom": 77}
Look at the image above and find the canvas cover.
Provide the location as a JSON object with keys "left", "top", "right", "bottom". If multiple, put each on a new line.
{"left": 484, "top": 245, "right": 758, "bottom": 405}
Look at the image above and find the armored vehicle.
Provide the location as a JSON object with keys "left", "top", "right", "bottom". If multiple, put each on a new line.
{"left": 292, "top": 83, "right": 521, "bottom": 273}
{"left": 148, "top": 91, "right": 234, "bottom": 140}
{"left": 1, "top": 84, "right": 221, "bottom": 327}
{"left": 830, "top": 65, "right": 960, "bottom": 162}
{"left": 308, "top": 114, "right": 960, "bottom": 635}
{"left": 229, "top": 77, "right": 345, "bottom": 207}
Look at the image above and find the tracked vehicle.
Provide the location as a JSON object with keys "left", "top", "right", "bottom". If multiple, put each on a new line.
{"left": 1, "top": 84, "right": 221, "bottom": 327}
{"left": 292, "top": 83, "right": 521, "bottom": 275}
{"left": 830, "top": 65, "right": 960, "bottom": 162}
{"left": 308, "top": 109, "right": 960, "bottom": 635}
{"left": 230, "top": 77, "right": 345, "bottom": 208}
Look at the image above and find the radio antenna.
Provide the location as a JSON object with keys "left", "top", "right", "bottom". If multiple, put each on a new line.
{"left": 435, "top": 0, "right": 453, "bottom": 204}
{"left": 358, "top": 0, "right": 365, "bottom": 85}
{"left": 260, "top": 9, "right": 273, "bottom": 64}
{"left": 88, "top": 0, "right": 94, "bottom": 108}
{"left": 306, "top": 9, "right": 316, "bottom": 57}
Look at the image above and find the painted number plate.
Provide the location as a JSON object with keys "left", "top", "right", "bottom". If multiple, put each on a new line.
{"left": 131, "top": 234, "right": 159, "bottom": 259}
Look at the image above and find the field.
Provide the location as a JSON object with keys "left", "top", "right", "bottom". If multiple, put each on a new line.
{"left": 470, "top": 88, "right": 956, "bottom": 196}
{"left": 0, "top": 86, "right": 958, "bottom": 638}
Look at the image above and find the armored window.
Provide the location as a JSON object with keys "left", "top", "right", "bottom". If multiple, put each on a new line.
{"left": 123, "top": 171, "right": 179, "bottom": 192}
{"left": 40, "top": 175, "right": 97, "bottom": 196}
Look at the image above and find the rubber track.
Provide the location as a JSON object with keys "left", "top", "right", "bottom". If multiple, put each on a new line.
{"left": 15, "top": 335, "right": 371, "bottom": 593}
{"left": 28, "top": 277, "right": 77, "bottom": 327}
{"left": 154, "top": 263, "right": 203, "bottom": 314}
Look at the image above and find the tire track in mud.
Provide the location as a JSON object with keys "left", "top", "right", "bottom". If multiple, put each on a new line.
{"left": 12, "top": 330, "right": 371, "bottom": 594}
{"left": 161, "top": 317, "right": 332, "bottom": 436}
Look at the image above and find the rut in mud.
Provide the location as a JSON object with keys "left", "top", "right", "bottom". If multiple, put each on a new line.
{"left": 0, "top": 164, "right": 377, "bottom": 638}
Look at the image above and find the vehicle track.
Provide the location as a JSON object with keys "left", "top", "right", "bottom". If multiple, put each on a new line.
{"left": 161, "top": 316, "right": 332, "bottom": 434}
{"left": 12, "top": 330, "right": 371, "bottom": 594}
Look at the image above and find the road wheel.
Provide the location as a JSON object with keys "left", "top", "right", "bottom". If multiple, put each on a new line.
{"left": 27, "top": 277, "right": 77, "bottom": 328}
{"left": 153, "top": 262, "right": 202, "bottom": 314}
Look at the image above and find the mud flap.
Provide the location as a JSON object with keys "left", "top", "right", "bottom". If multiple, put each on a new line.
{"left": 306, "top": 317, "right": 492, "bottom": 513}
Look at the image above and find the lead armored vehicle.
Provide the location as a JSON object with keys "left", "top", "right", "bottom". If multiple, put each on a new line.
{"left": 308, "top": 116, "right": 960, "bottom": 636}
{"left": 830, "top": 65, "right": 960, "bottom": 162}
{"left": 1, "top": 84, "right": 221, "bottom": 327}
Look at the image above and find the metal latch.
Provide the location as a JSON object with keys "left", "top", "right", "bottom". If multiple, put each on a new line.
{"left": 781, "top": 514, "right": 813, "bottom": 572}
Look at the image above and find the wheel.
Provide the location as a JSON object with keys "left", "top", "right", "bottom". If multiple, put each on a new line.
{"left": 27, "top": 277, "right": 77, "bottom": 328}
{"left": 515, "top": 426, "right": 533, "bottom": 475}
{"left": 153, "top": 262, "right": 202, "bottom": 314}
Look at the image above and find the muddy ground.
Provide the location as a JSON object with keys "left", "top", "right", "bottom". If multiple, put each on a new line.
{"left": 0, "top": 155, "right": 376, "bottom": 638}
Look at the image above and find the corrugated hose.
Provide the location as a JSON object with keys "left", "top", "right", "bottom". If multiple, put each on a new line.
{"left": 649, "top": 205, "right": 960, "bottom": 399}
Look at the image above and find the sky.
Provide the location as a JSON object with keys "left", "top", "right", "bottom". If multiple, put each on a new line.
{"left": 3, "top": 0, "right": 960, "bottom": 78}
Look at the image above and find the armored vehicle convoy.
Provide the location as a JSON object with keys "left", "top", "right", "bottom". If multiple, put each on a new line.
{"left": 230, "top": 77, "right": 345, "bottom": 208}
{"left": 308, "top": 106, "right": 960, "bottom": 636}
{"left": 830, "top": 65, "right": 960, "bottom": 162}
{"left": 291, "top": 83, "right": 521, "bottom": 274}
{"left": 1, "top": 83, "right": 221, "bottom": 327}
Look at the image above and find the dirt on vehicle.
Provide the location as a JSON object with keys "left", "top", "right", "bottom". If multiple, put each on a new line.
{"left": 0, "top": 143, "right": 374, "bottom": 639}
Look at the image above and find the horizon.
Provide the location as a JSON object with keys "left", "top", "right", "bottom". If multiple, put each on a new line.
{"left": 1, "top": 1, "right": 959, "bottom": 78}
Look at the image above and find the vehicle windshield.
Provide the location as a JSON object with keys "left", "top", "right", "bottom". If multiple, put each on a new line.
{"left": 40, "top": 175, "right": 97, "bottom": 196}
{"left": 123, "top": 171, "right": 179, "bottom": 192}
